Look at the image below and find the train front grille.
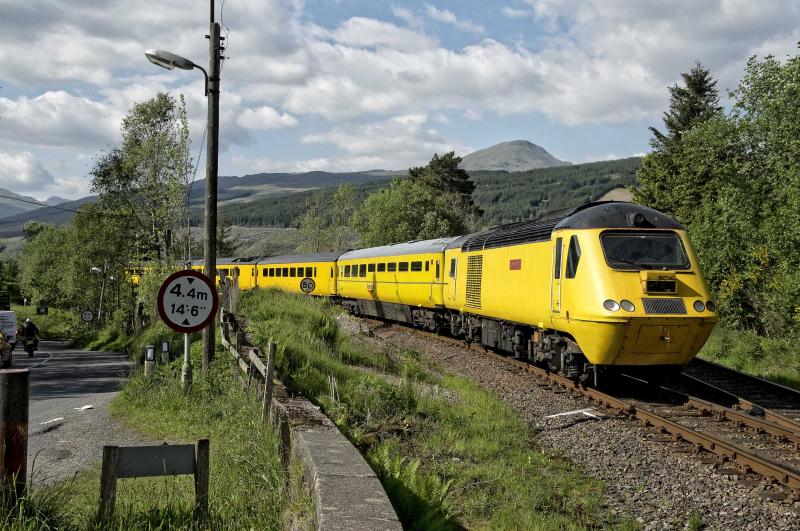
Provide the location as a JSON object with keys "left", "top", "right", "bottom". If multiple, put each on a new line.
{"left": 642, "top": 297, "right": 687, "bottom": 315}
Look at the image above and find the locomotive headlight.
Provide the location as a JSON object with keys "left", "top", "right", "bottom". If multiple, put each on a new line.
{"left": 706, "top": 301, "right": 716, "bottom": 312}
{"left": 620, "top": 299, "right": 635, "bottom": 312}
{"left": 693, "top": 300, "right": 706, "bottom": 312}
{"left": 603, "top": 299, "right": 620, "bottom": 312}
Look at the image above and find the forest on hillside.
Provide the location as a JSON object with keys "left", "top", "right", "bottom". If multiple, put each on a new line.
{"left": 202, "top": 157, "right": 641, "bottom": 229}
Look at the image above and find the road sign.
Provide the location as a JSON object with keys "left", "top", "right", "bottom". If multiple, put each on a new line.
{"left": 300, "top": 277, "right": 316, "bottom": 294}
{"left": 157, "top": 270, "right": 218, "bottom": 334}
{"left": 81, "top": 309, "right": 94, "bottom": 322}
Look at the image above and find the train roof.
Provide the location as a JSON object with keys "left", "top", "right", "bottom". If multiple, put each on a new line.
{"left": 257, "top": 252, "right": 342, "bottom": 265}
{"left": 338, "top": 237, "right": 460, "bottom": 260}
{"left": 450, "top": 202, "right": 683, "bottom": 252}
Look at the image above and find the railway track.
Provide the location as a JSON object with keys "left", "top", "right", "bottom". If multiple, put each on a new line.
{"left": 366, "top": 320, "right": 800, "bottom": 499}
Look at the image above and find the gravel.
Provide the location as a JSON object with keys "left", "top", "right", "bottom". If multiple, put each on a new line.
{"left": 342, "top": 316, "right": 800, "bottom": 531}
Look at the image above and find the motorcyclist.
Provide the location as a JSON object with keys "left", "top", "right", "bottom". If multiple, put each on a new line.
{"left": 21, "top": 318, "right": 39, "bottom": 350}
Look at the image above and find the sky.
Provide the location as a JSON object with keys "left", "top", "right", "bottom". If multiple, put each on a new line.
{"left": 1, "top": 0, "right": 799, "bottom": 201}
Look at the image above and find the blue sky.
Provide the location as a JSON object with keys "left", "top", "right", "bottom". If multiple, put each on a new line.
{"left": 1, "top": 0, "right": 799, "bottom": 200}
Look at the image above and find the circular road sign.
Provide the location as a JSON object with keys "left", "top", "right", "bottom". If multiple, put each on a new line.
{"left": 157, "top": 270, "right": 219, "bottom": 334}
{"left": 300, "top": 277, "right": 316, "bottom": 294}
{"left": 81, "top": 309, "right": 94, "bottom": 323}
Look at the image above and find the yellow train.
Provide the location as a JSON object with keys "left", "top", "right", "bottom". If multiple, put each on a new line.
{"left": 158, "top": 202, "right": 717, "bottom": 383}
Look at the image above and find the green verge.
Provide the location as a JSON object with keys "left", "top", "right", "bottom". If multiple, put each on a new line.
{"left": 1, "top": 340, "right": 309, "bottom": 530}
{"left": 241, "top": 289, "right": 633, "bottom": 530}
{"left": 699, "top": 326, "right": 800, "bottom": 390}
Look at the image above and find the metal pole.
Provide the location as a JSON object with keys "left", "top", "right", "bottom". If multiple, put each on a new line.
{"left": 0, "top": 369, "right": 29, "bottom": 501}
{"left": 182, "top": 333, "right": 192, "bottom": 391}
{"left": 202, "top": 15, "right": 221, "bottom": 371}
{"left": 98, "top": 273, "right": 106, "bottom": 324}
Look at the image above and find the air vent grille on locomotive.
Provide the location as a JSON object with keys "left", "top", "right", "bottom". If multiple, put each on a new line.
{"left": 642, "top": 297, "right": 687, "bottom": 315}
{"left": 466, "top": 255, "right": 483, "bottom": 309}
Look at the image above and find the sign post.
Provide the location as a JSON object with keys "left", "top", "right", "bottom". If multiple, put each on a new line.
{"left": 157, "top": 271, "right": 218, "bottom": 391}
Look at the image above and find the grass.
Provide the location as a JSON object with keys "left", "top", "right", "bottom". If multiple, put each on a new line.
{"left": 0, "top": 338, "right": 307, "bottom": 530}
{"left": 699, "top": 326, "right": 800, "bottom": 390}
{"left": 241, "top": 288, "right": 632, "bottom": 530}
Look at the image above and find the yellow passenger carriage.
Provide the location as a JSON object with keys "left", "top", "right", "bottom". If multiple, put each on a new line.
{"left": 256, "top": 253, "right": 340, "bottom": 296}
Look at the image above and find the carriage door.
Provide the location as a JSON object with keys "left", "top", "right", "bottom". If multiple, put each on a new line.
{"left": 550, "top": 237, "right": 563, "bottom": 313}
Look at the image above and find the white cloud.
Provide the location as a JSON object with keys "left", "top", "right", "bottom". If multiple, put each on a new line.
{"left": 236, "top": 106, "right": 299, "bottom": 129}
{"left": 311, "top": 17, "right": 438, "bottom": 52}
{"left": 0, "top": 152, "right": 55, "bottom": 189}
{"left": 463, "top": 109, "right": 483, "bottom": 121}
{"left": 391, "top": 5, "right": 423, "bottom": 29}
{"left": 424, "top": 5, "right": 485, "bottom": 34}
{"left": 502, "top": 6, "right": 532, "bottom": 18}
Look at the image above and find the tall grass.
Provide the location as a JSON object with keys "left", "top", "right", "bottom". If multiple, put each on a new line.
{"left": 699, "top": 326, "right": 800, "bottom": 389}
{"left": 241, "top": 289, "right": 627, "bottom": 530}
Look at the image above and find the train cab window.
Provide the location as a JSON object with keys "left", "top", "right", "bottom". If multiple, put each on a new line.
{"left": 554, "top": 237, "right": 563, "bottom": 279}
{"left": 282, "top": 267, "right": 289, "bottom": 277}
{"left": 377, "top": 263, "right": 386, "bottom": 272}
{"left": 306, "top": 267, "right": 313, "bottom": 277}
{"left": 399, "top": 262, "right": 409, "bottom": 272}
{"left": 344, "top": 265, "right": 350, "bottom": 277}
{"left": 565, "top": 236, "right": 581, "bottom": 279}
{"left": 359, "top": 264, "right": 367, "bottom": 277}
{"left": 449, "top": 258, "right": 456, "bottom": 278}
{"left": 368, "top": 264, "right": 375, "bottom": 273}
{"left": 387, "top": 263, "right": 397, "bottom": 272}
{"left": 411, "top": 261, "right": 422, "bottom": 272}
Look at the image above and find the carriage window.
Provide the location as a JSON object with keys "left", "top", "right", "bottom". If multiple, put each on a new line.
{"left": 411, "top": 261, "right": 422, "bottom": 272}
{"left": 290, "top": 267, "right": 297, "bottom": 277}
{"left": 344, "top": 265, "right": 350, "bottom": 277}
{"left": 368, "top": 263, "right": 375, "bottom": 273}
{"left": 270, "top": 268, "right": 275, "bottom": 277}
{"left": 359, "top": 264, "right": 367, "bottom": 277}
{"left": 425, "top": 261, "right": 430, "bottom": 272}
{"left": 282, "top": 267, "right": 289, "bottom": 277}
{"left": 306, "top": 267, "right": 313, "bottom": 277}
{"left": 566, "top": 236, "right": 581, "bottom": 279}
{"left": 377, "top": 263, "right": 386, "bottom": 272}
{"left": 554, "top": 237, "right": 563, "bottom": 279}
{"left": 399, "top": 262, "right": 409, "bottom": 272}
{"left": 263, "top": 268, "right": 268, "bottom": 276}
{"left": 387, "top": 262, "right": 397, "bottom": 272}
{"left": 449, "top": 258, "right": 456, "bottom": 278}
{"left": 435, "top": 261, "right": 440, "bottom": 278}
{"left": 275, "top": 268, "right": 281, "bottom": 277}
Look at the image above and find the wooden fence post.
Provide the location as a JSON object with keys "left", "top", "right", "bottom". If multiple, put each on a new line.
{"left": 99, "top": 445, "right": 119, "bottom": 522}
{"left": 235, "top": 330, "right": 244, "bottom": 356}
{"left": 262, "top": 341, "right": 276, "bottom": 422}
{"left": 194, "top": 439, "right": 210, "bottom": 521}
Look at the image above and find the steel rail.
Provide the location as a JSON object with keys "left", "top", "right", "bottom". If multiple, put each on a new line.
{"left": 377, "top": 323, "right": 800, "bottom": 493}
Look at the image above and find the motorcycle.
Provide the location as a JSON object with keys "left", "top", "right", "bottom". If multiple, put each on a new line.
{"left": 22, "top": 336, "right": 37, "bottom": 357}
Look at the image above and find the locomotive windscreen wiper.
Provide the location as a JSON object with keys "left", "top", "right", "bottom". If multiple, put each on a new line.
{"left": 608, "top": 257, "right": 654, "bottom": 270}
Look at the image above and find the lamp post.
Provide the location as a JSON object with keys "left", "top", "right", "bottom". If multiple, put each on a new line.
{"left": 90, "top": 265, "right": 107, "bottom": 324}
{"left": 145, "top": 1, "right": 223, "bottom": 373}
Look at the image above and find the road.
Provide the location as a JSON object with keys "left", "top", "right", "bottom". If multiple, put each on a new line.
{"left": 11, "top": 341, "right": 151, "bottom": 485}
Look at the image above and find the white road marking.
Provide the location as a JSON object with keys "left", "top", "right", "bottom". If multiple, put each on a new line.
{"left": 39, "top": 417, "right": 64, "bottom": 425}
{"left": 26, "top": 352, "right": 53, "bottom": 369}
{"left": 74, "top": 405, "right": 94, "bottom": 411}
{"left": 545, "top": 408, "right": 603, "bottom": 419}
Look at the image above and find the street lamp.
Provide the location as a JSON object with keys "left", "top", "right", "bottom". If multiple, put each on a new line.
{"left": 145, "top": 2, "right": 222, "bottom": 379}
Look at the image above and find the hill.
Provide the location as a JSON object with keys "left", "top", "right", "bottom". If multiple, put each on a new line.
{"left": 0, "top": 196, "right": 97, "bottom": 238}
{"left": 0, "top": 188, "right": 59, "bottom": 219}
{"left": 208, "top": 157, "right": 642, "bottom": 229}
{"left": 459, "top": 140, "right": 571, "bottom": 172}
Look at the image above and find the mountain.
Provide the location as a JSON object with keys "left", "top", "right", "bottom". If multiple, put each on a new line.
{"left": 0, "top": 189, "right": 54, "bottom": 220}
{"left": 459, "top": 140, "right": 571, "bottom": 172}
{"left": 45, "top": 196, "right": 69, "bottom": 206}
{"left": 0, "top": 196, "right": 96, "bottom": 238}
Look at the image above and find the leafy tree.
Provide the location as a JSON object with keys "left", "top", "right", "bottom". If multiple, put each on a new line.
{"left": 296, "top": 183, "right": 359, "bottom": 253}
{"left": 634, "top": 62, "right": 722, "bottom": 219}
{"left": 353, "top": 178, "right": 465, "bottom": 247}
{"left": 409, "top": 152, "right": 483, "bottom": 225}
{"left": 90, "top": 93, "right": 191, "bottom": 261}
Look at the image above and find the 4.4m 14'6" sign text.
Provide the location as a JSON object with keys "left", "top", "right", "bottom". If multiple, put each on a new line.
{"left": 157, "top": 270, "right": 219, "bottom": 334}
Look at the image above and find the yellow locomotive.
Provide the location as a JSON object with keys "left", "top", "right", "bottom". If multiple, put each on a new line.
{"left": 141, "top": 201, "right": 717, "bottom": 382}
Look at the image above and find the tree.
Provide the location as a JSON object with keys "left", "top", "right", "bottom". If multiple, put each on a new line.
{"left": 409, "top": 152, "right": 483, "bottom": 225}
{"left": 634, "top": 62, "right": 722, "bottom": 218}
{"left": 90, "top": 93, "right": 191, "bottom": 261}
{"left": 296, "top": 183, "right": 359, "bottom": 253}
{"left": 353, "top": 178, "right": 465, "bottom": 247}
